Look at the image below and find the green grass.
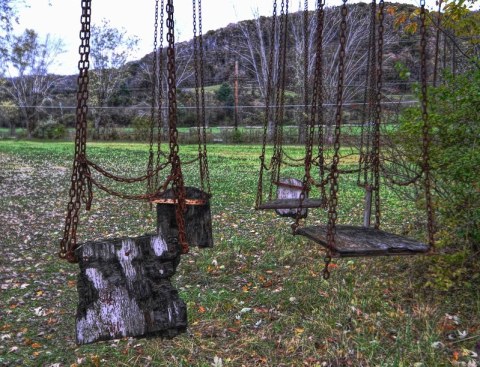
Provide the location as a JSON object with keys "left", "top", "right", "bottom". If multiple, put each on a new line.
{"left": 0, "top": 140, "right": 479, "bottom": 366}
{"left": 183, "top": 84, "right": 223, "bottom": 93}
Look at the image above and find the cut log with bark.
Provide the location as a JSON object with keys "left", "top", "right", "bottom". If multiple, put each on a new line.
{"left": 75, "top": 234, "right": 186, "bottom": 345}
{"left": 75, "top": 186, "right": 213, "bottom": 344}
{"left": 156, "top": 187, "right": 213, "bottom": 248}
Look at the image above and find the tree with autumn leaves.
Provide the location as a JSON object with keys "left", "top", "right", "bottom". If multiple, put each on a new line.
{"left": 391, "top": 0, "right": 479, "bottom": 288}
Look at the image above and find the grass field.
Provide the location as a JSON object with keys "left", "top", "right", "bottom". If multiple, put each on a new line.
{"left": 0, "top": 140, "right": 479, "bottom": 366}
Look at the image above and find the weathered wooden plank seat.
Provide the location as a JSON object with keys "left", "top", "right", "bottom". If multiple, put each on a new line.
{"left": 258, "top": 198, "right": 325, "bottom": 210}
{"left": 257, "top": 178, "right": 325, "bottom": 218}
{"left": 296, "top": 225, "right": 430, "bottom": 257}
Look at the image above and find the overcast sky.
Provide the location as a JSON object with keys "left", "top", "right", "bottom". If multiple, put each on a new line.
{"left": 13, "top": 0, "right": 453, "bottom": 75}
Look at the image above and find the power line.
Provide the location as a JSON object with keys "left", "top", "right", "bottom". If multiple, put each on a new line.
{"left": 0, "top": 100, "right": 419, "bottom": 110}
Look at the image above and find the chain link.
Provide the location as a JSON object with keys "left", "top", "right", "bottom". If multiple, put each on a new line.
{"left": 315, "top": 0, "right": 327, "bottom": 208}
{"left": 293, "top": 0, "right": 326, "bottom": 231}
{"left": 270, "top": 0, "right": 289, "bottom": 201}
{"left": 192, "top": 0, "right": 210, "bottom": 195}
{"left": 60, "top": 0, "right": 197, "bottom": 259}
{"left": 357, "top": 0, "right": 377, "bottom": 189}
{"left": 373, "top": 0, "right": 385, "bottom": 229}
{"left": 420, "top": 0, "right": 436, "bottom": 248}
{"left": 198, "top": 0, "right": 210, "bottom": 196}
{"left": 59, "top": 0, "right": 92, "bottom": 263}
{"left": 323, "top": 0, "right": 348, "bottom": 279}
{"left": 147, "top": 0, "right": 160, "bottom": 200}
{"left": 155, "top": 0, "right": 166, "bottom": 190}
{"left": 303, "top": 0, "right": 309, "bottom": 129}
{"left": 256, "top": 0, "right": 278, "bottom": 209}
{"left": 166, "top": 0, "right": 189, "bottom": 254}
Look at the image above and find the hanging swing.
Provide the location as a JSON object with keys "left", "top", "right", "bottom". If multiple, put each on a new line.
{"left": 256, "top": 0, "right": 327, "bottom": 219}
{"left": 257, "top": 0, "right": 436, "bottom": 278}
{"left": 297, "top": 0, "right": 435, "bottom": 276}
{"left": 60, "top": 0, "right": 212, "bottom": 344}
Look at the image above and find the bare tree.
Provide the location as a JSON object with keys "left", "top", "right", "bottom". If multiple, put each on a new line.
{"left": 137, "top": 40, "right": 195, "bottom": 132}
{"left": 89, "top": 19, "right": 139, "bottom": 136}
{"left": 233, "top": 11, "right": 281, "bottom": 102}
{"left": 0, "top": 0, "right": 21, "bottom": 73}
{"left": 232, "top": 4, "right": 397, "bottom": 138}
{"left": 0, "top": 29, "right": 64, "bottom": 137}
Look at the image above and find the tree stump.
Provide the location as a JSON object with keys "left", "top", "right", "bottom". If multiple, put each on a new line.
{"left": 75, "top": 234, "right": 186, "bottom": 345}
{"left": 75, "top": 187, "right": 213, "bottom": 345}
{"left": 156, "top": 187, "right": 213, "bottom": 248}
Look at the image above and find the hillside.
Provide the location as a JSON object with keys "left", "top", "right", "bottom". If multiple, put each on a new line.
{"left": 2, "top": 2, "right": 454, "bottom": 133}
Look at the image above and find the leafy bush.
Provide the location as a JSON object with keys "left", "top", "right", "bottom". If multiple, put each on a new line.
{"left": 131, "top": 115, "right": 150, "bottom": 141}
{"left": 32, "top": 120, "right": 67, "bottom": 139}
{"left": 394, "top": 69, "right": 480, "bottom": 289}
{"left": 396, "top": 70, "right": 479, "bottom": 251}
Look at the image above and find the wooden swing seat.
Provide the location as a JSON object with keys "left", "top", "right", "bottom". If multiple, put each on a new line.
{"left": 258, "top": 177, "right": 325, "bottom": 211}
{"left": 258, "top": 198, "right": 325, "bottom": 210}
{"left": 295, "top": 225, "right": 430, "bottom": 257}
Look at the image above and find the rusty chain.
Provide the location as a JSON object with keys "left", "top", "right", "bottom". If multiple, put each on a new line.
{"left": 357, "top": 0, "right": 377, "bottom": 189}
{"left": 303, "top": 0, "right": 309, "bottom": 132}
{"left": 323, "top": 0, "right": 348, "bottom": 280}
{"left": 373, "top": 0, "right": 385, "bottom": 229}
{"left": 166, "top": 0, "right": 188, "bottom": 254}
{"left": 192, "top": 0, "right": 210, "bottom": 196}
{"left": 420, "top": 0, "right": 436, "bottom": 248}
{"left": 270, "top": 0, "right": 289, "bottom": 201}
{"left": 314, "top": 0, "right": 327, "bottom": 209}
{"left": 155, "top": 0, "right": 166, "bottom": 190}
{"left": 256, "top": 0, "right": 278, "bottom": 209}
{"left": 293, "top": 0, "right": 326, "bottom": 231}
{"left": 59, "top": 0, "right": 92, "bottom": 263}
{"left": 147, "top": 0, "right": 160, "bottom": 199}
{"left": 193, "top": 0, "right": 201, "bottom": 187}
{"left": 59, "top": 0, "right": 200, "bottom": 259}
{"left": 198, "top": 0, "right": 210, "bottom": 196}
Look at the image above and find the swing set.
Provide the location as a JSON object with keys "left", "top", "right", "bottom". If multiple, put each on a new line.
{"left": 60, "top": 0, "right": 437, "bottom": 344}
{"left": 255, "top": 0, "right": 435, "bottom": 279}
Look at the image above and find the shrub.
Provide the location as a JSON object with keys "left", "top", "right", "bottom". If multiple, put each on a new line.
{"left": 32, "top": 120, "right": 67, "bottom": 139}
{"left": 132, "top": 115, "right": 150, "bottom": 141}
{"left": 396, "top": 70, "right": 480, "bottom": 251}
{"left": 392, "top": 69, "right": 480, "bottom": 289}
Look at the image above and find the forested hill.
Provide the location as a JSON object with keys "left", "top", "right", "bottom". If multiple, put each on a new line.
{"left": 2, "top": 1, "right": 449, "bottom": 133}
{"left": 126, "top": 2, "right": 422, "bottom": 95}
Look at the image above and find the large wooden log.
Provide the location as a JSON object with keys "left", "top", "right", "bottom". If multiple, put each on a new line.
{"left": 156, "top": 187, "right": 213, "bottom": 248}
{"left": 75, "top": 234, "right": 187, "bottom": 344}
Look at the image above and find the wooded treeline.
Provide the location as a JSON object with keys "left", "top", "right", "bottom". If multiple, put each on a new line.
{"left": 0, "top": 2, "right": 477, "bottom": 139}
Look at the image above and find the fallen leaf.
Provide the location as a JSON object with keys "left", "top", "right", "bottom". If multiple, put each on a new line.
{"left": 261, "top": 280, "right": 273, "bottom": 288}
{"left": 453, "top": 350, "right": 460, "bottom": 361}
